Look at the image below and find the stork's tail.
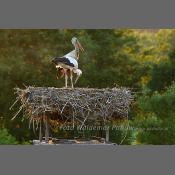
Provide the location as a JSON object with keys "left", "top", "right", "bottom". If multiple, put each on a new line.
{"left": 51, "top": 57, "right": 57, "bottom": 65}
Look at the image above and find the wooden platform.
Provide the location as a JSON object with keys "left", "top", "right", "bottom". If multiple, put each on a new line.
{"left": 32, "top": 139, "right": 116, "bottom": 145}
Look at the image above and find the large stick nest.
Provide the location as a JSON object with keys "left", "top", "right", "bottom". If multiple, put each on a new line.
{"left": 13, "top": 87, "right": 133, "bottom": 124}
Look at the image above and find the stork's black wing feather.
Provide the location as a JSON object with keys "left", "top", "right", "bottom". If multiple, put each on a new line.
{"left": 52, "top": 57, "right": 75, "bottom": 67}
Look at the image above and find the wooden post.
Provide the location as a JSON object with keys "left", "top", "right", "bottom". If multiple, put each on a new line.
{"left": 105, "top": 126, "right": 109, "bottom": 142}
{"left": 39, "top": 119, "right": 42, "bottom": 142}
{"left": 99, "top": 121, "right": 103, "bottom": 138}
{"left": 45, "top": 116, "right": 49, "bottom": 143}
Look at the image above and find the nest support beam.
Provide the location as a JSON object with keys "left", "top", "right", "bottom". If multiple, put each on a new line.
{"left": 105, "top": 127, "right": 109, "bottom": 142}
{"left": 38, "top": 116, "right": 50, "bottom": 143}
{"left": 39, "top": 120, "right": 42, "bottom": 142}
{"left": 45, "top": 116, "right": 50, "bottom": 142}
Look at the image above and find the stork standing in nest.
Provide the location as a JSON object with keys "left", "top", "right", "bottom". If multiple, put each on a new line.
{"left": 52, "top": 37, "right": 84, "bottom": 88}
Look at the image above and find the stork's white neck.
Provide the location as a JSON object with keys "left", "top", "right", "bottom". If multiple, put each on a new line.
{"left": 63, "top": 49, "right": 78, "bottom": 60}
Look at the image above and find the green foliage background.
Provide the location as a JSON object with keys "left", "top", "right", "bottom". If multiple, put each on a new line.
{"left": 0, "top": 29, "right": 175, "bottom": 144}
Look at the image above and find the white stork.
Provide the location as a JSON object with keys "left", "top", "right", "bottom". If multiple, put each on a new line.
{"left": 52, "top": 37, "right": 84, "bottom": 88}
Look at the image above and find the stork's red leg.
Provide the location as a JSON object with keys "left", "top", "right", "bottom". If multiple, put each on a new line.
{"left": 70, "top": 70, "right": 74, "bottom": 88}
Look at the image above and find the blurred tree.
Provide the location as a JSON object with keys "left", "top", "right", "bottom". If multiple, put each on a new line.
{"left": 0, "top": 129, "right": 18, "bottom": 144}
{"left": 149, "top": 60, "right": 175, "bottom": 91}
{"left": 135, "top": 82, "right": 175, "bottom": 144}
